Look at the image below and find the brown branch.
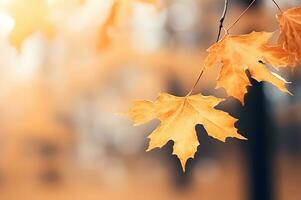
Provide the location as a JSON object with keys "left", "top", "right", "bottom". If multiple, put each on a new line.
{"left": 216, "top": 0, "right": 229, "bottom": 42}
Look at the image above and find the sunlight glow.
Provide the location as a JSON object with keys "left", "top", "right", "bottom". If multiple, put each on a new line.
{"left": 0, "top": 12, "right": 15, "bottom": 38}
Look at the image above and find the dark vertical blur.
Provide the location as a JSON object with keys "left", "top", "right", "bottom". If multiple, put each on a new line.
{"left": 240, "top": 80, "right": 274, "bottom": 200}
{"left": 236, "top": 0, "right": 274, "bottom": 199}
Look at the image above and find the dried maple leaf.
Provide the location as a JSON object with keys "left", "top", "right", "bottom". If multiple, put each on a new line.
{"left": 127, "top": 93, "right": 246, "bottom": 171}
{"left": 277, "top": 6, "right": 301, "bottom": 65}
{"left": 204, "top": 31, "right": 292, "bottom": 103}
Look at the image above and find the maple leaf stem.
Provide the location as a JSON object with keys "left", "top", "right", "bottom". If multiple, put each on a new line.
{"left": 186, "top": 68, "right": 204, "bottom": 96}
{"left": 216, "top": 0, "right": 229, "bottom": 42}
{"left": 271, "top": 0, "right": 283, "bottom": 13}
{"left": 188, "top": 0, "right": 230, "bottom": 96}
{"left": 226, "top": 0, "right": 256, "bottom": 32}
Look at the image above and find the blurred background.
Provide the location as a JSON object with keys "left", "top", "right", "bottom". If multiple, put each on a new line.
{"left": 0, "top": 0, "right": 300, "bottom": 199}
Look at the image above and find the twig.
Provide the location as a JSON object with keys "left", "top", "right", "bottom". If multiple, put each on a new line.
{"left": 271, "top": 0, "right": 283, "bottom": 13}
{"left": 227, "top": 0, "right": 256, "bottom": 32}
{"left": 216, "top": 0, "right": 229, "bottom": 42}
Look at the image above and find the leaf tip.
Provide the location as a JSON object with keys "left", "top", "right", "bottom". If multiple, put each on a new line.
{"left": 179, "top": 158, "right": 187, "bottom": 172}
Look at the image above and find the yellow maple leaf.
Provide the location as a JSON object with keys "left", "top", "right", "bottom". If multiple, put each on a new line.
{"left": 8, "top": 0, "right": 53, "bottom": 49}
{"left": 277, "top": 6, "right": 301, "bottom": 65}
{"left": 127, "top": 92, "right": 246, "bottom": 171}
{"left": 204, "top": 31, "right": 292, "bottom": 103}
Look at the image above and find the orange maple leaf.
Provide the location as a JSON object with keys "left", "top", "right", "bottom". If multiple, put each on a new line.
{"left": 277, "top": 6, "right": 301, "bottom": 65}
{"left": 204, "top": 31, "right": 292, "bottom": 103}
{"left": 127, "top": 93, "right": 246, "bottom": 171}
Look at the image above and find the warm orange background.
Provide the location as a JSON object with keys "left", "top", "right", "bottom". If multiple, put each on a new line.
{"left": 0, "top": 0, "right": 300, "bottom": 199}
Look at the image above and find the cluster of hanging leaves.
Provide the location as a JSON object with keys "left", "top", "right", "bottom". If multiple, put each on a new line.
{"left": 126, "top": 5, "right": 301, "bottom": 171}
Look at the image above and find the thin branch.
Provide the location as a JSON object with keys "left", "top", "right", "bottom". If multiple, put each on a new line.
{"left": 216, "top": 0, "right": 229, "bottom": 42}
{"left": 271, "top": 0, "right": 283, "bottom": 13}
{"left": 227, "top": 0, "right": 256, "bottom": 32}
